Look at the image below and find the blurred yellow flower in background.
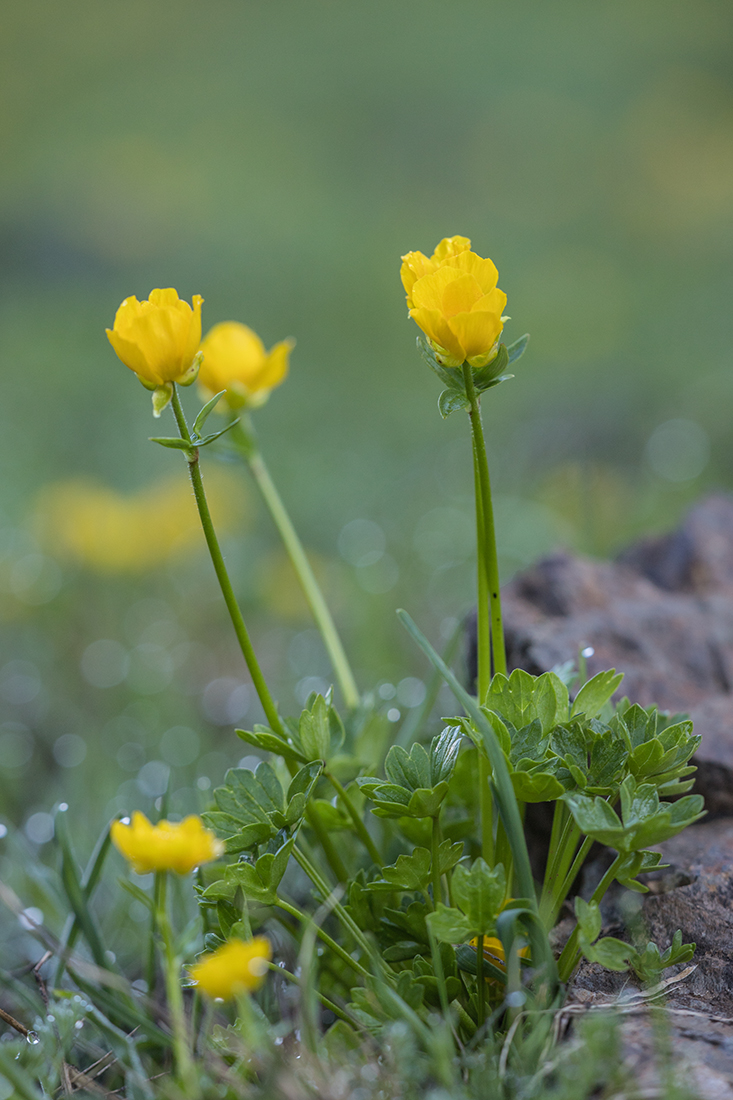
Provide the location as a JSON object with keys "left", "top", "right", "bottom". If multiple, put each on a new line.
{"left": 198, "top": 321, "right": 293, "bottom": 409}
{"left": 33, "top": 472, "right": 243, "bottom": 573}
{"left": 400, "top": 237, "right": 507, "bottom": 368}
{"left": 189, "top": 937, "right": 272, "bottom": 999}
{"left": 111, "top": 811, "right": 223, "bottom": 874}
{"left": 106, "top": 289, "right": 203, "bottom": 391}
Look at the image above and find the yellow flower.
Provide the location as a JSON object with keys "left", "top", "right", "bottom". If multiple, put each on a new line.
{"left": 400, "top": 237, "right": 507, "bottom": 368}
{"left": 189, "top": 937, "right": 272, "bottom": 999}
{"left": 111, "top": 812, "right": 223, "bottom": 875}
{"left": 198, "top": 322, "right": 293, "bottom": 409}
{"left": 470, "top": 935, "right": 531, "bottom": 978}
{"left": 106, "top": 288, "right": 204, "bottom": 391}
{"left": 33, "top": 472, "right": 243, "bottom": 574}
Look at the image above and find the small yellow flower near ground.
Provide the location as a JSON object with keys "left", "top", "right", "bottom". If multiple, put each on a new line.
{"left": 189, "top": 937, "right": 272, "bottom": 999}
{"left": 470, "top": 935, "right": 531, "bottom": 978}
{"left": 400, "top": 237, "right": 507, "bottom": 368}
{"left": 106, "top": 288, "right": 204, "bottom": 392}
{"left": 111, "top": 812, "right": 223, "bottom": 875}
{"left": 198, "top": 321, "right": 294, "bottom": 409}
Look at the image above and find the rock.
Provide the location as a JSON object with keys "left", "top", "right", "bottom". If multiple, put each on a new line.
{"left": 565, "top": 819, "right": 733, "bottom": 1098}
{"left": 477, "top": 494, "right": 733, "bottom": 809}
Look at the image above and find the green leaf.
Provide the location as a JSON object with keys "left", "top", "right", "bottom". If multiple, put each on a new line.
{"left": 574, "top": 897, "right": 602, "bottom": 943}
{"left": 225, "top": 838, "right": 294, "bottom": 904}
{"left": 506, "top": 333, "right": 530, "bottom": 365}
{"left": 585, "top": 937, "right": 634, "bottom": 971}
{"left": 196, "top": 420, "right": 240, "bottom": 447}
{"left": 430, "top": 726, "right": 463, "bottom": 784}
{"left": 451, "top": 858, "right": 506, "bottom": 936}
{"left": 192, "top": 391, "right": 225, "bottom": 436}
{"left": 299, "top": 694, "right": 332, "bottom": 760}
{"left": 571, "top": 670, "right": 624, "bottom": 718}
{"left": 236, "top": 724, "right": 307, "bottom": 763}
{"left": 438, "top": 388, "right": 469, "bottom": 418}
{"left": 406, "top": 783, "right": 449, "bottom": 818}
{"left": 508, "top": 719, "right": 548, "bottom": 767}
{"left": 417, "top": 334, "right": 460, "bottom": 386}
{"left": 309, "top": 799, "right": 350, "bottom": 830}
{"left": 426, "top": 904, "right": 474, "bottom": 943}
{"left": 511, "top": 769, "right": 565, "bottom": 803}
{"left": 472, "top": 343, "right": 509, "bottom": 392}
{"left": 369, "top": 848, "right": 431, "bottom": 891}
{"left": 149, "top": 436, "right": 194, "bottom": 452}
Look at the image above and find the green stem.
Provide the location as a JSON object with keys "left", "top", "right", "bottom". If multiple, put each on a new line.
{"left": 548, "top": 835, "right": 595, "bottom": 928}
{"left": 276, "top": 899, "right": 369, "bottom": 979}
{"left": 540, "top": 817, "right": 580, "bottom": 926}
{"left": 474, "top": 439, "right": 494, "bottom": 865}
{"left": 169, "top": 388, "right": 284, "bottom": 736}
{"left": 557, "top": 853, "right": 623, "bottom": 982}
{"left": 326, "top": 771, "right": 383, "bottom": 867}
{"left": 431, "top": 815, "right": 443, "bottom": 907}
{"left": 306, "top": 805, "right": 349, "bottom": 884}
{"left": 157, "top": 875, "right": 196, "bottom": 1092}
{"left": 266, "top": 961, "right": 360, "bottom": 1027}
{"left": 476, "top": 934, "right": 486, "bottom": 1027}
{"left": 463, "top": 362, "right": 506, "bottom": 677}
{"left": 292, "top": 845, "right": 377, "bottom": 964}
{"left": 232, "top": 418, "right": 359, "bottom": 710}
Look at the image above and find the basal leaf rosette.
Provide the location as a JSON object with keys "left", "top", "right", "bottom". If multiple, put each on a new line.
{"left": 400, "top": 236, "right": 507, "bottom": 369}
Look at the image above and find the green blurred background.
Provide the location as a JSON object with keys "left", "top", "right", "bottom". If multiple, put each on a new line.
{"left": 2, "top": 0, "right": 733, "bottom": 858}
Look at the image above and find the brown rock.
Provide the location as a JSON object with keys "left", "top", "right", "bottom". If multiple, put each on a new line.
{"left": 478, "top": 495, "right": 733, "bottom": 808}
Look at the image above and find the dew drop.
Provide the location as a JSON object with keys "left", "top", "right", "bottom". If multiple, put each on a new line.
{"left": 26, "top": 1031, "right": 39, "bottom": 1045}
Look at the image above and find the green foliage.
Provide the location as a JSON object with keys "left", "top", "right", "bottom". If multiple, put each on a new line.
{"left": 563, "top": 775, "right": 705, "bottom": 853}
{"left": 357, "top": 726, "right": 462, "bottom": 818}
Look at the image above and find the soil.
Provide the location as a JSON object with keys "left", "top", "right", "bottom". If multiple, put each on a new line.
{"left": 490, "top": 495, "right": 733, "bottom": 1097}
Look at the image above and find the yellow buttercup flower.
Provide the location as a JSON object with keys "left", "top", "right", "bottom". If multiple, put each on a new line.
{"left": 33, "top": 473, "right": 243, "bottom": 574}
{"left": 111, "top": 812, "right": 223, "bottom": 875}
{"left": 189, "top": 937, "right": 272, "bottom": 999}
{"left": 470, "top": 935, "right": 531, "bottom": 978}
{"left": 400, "top": 237, "right": 507, "bottom": 368}
{"left": 106, "top": 288, "right": 204, "bottom": 400}
{"left": 198, "top": 322, "right": 293, "bottom": 410}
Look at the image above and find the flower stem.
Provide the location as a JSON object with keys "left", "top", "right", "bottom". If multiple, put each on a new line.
{"left": 325, "top": 770, "right": 383, "bottom": 868}
{"left": 266, "top": 961, "right": 360, "bottom": 1027}
{"left": 156, "top": 874, "right": 196, "bottom": 1093}
{"left": 463, "top": 363, "right": 506, "bottom": 678}
{"left": 169, "top": 387, "right": 284, "bottom": 737}
{"left": 292, "top": 844, "right": 378, "bottom": 965}
{"left": 557, "top": 853, "right": 623, "bottom": 982}
{"left": 231, "top": 418, "right": 360, "bottom": 710}
{"left": 431, "top": 814, "right": 443, "bottom": 907}
{"left": 276, "top": 898, "right": 369, "bottom": 979}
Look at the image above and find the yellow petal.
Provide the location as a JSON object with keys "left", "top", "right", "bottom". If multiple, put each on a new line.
{"left": 431, "top": 235, "right": 471, "bottom": 262}
{"left": 440, "top": 273, "right": 486, "bottom": 318}
{"left": 410, "top": 306, "right": 466, "bottom": 362}
{"left": 190, "top": 937, "right": 272, "bottom": 1000}
{"left": 444, "top": 251, "right": 500, "bottom": 294}
{"left": 448, "top": 310, "right": 503, "bottom": 361}
{"left": 106, "top": 328, "right": 158, "bottom": 384}
{"left": 410, "top": 265, "right": 463, "bottom": 313}
{"left": 400, "top": 250, "right": 436, "bottom": 306}
{"left": 471, "top": 288, "right": 508, "bottom": 317}
{"left": 258, "top": 338, "right": 294, "bottom": 390}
